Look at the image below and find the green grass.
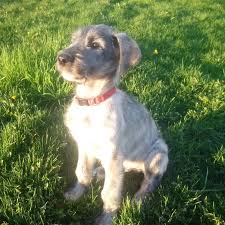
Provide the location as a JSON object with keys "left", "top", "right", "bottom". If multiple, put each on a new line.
{"left": 0, "top": 0, "right": 225, "bottom": 224}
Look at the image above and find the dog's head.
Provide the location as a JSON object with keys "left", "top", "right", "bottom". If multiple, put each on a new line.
{"left": 56, "top": 24, "right": 141, "bottom": 84}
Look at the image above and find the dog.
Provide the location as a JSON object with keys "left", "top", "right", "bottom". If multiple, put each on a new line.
{"left": 56, "top": 24, "right": 169, "bottom": 225}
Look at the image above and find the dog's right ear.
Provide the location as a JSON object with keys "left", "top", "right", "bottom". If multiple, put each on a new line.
{"left": 113, "top": 33, "right": 141, "bottom": 83}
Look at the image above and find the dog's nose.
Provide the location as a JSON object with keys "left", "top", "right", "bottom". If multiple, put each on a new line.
{"left": 57, "top": 53, "right": 73, "bottom": 64}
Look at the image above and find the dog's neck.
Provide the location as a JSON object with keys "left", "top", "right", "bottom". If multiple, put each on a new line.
{"left": 75, "top": 78, "right": 115, "bottom": 99}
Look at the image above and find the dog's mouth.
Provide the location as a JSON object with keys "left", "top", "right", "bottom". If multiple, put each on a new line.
{"left": 57, "top": 67, "right": 86, "bottom": 83}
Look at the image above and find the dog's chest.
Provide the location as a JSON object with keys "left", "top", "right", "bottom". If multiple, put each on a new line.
{"left": 64, "top": 100, "right": 117, "bottom": 157}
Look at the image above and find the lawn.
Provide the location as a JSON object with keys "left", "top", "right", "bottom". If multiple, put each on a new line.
{"left": 0, "top": 0, "right": 225, "bottom": 224}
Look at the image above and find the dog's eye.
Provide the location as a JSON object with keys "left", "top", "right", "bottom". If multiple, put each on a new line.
{"left": 88, "top": 42, "right": 101, "bottom": 49}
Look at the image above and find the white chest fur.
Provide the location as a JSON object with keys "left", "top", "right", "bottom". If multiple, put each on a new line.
{"left": 64, "top": 98, "right": 118, "bottom": 160}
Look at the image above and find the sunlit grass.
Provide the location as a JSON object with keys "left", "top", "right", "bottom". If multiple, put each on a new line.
{"left": 0, "top": 0, "right": 225, "bottom": 224}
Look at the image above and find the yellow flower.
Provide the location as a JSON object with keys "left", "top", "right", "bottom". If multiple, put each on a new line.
{"left": 11, "top": 95, "right": 16, "bottom": 100}
{"left": 153, "top": 49, "right": 159, "bottom": 55}
{"left": 1, "top": 221, "right": 9, "bottom": 225}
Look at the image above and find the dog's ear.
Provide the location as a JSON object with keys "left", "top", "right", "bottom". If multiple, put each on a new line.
{"left": 113, "top": 33, "right": 141, "bottom": 83}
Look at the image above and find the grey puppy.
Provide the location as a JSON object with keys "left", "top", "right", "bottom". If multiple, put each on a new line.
{"left": 56, "top": 24, "right": 168, "bottom": 225}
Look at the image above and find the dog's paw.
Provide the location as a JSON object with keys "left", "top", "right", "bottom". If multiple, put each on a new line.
{"left": 94, "top": 211, "right": 116, "bottom": 225}
{"left": 64, "top": 182, "right": 87, "bottom": 201}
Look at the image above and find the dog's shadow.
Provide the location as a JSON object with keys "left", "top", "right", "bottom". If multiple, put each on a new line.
{"left": 62, "top": 136, "right": 77, "bottom": 186}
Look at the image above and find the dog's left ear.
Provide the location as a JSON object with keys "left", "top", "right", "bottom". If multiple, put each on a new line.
{"left": 113, "top": 33, "right": 141, "bottom": 83}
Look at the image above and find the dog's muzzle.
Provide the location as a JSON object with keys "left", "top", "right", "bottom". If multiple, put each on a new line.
{"left": 57, "top": 53, "right": 74, "bottom": 65}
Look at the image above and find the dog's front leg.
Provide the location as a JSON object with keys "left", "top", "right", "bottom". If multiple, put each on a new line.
{"left": 95, "top": 156, "right": 124, "bottom": 225}
{"left": 64, "top": 150, "right": 96, "bottom": 201}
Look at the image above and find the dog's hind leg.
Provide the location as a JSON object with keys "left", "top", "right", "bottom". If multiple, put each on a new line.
{"left": 133, "top": 140, "right": 168, "bottom": 201}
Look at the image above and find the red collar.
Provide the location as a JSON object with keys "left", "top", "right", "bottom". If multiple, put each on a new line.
{"left": 75, "top": 87, "right": 116, "bottom": 106}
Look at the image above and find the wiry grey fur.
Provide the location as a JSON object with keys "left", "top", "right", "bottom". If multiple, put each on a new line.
{"left": 56, "top": 24, "right": 168, "bottom": 225}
